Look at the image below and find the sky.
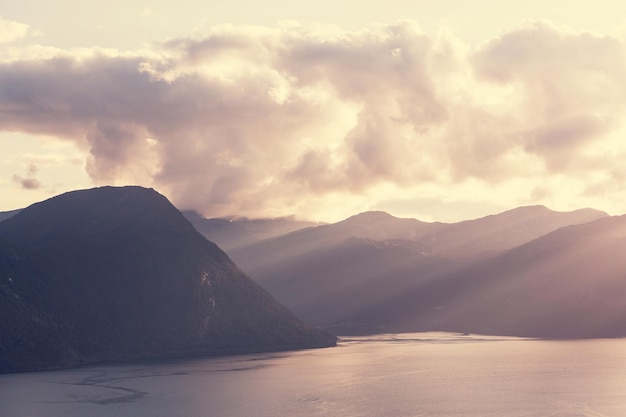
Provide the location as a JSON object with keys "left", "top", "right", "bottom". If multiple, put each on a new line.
{"left": 2, "top": 1, "right": 626, "bottom": 222}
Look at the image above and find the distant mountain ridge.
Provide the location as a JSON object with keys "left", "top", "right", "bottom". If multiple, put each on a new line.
{"left": 2, "top": 193, "right": 618, "bottom": 338}
{"left": 224, "top": 205, "right": 611, "bottom": 337}
{"left": 419, "top": 205, "right": 607, "bottom": 257}
{"left": 0, "top": 186, "right": 335, "bottom": 374}
{"left": 393, "top": 214, "right": 626, "bottom": 338}
{"left": 182, "top": 211, "right": 320, "bottom": 251}
{"left": 229, "top": 205, "right": 607, "bottom": 273}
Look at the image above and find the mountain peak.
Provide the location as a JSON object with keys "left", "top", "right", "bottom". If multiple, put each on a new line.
{"left": 0, "top": 186, "right": 335, "bottom": 373}
{"left": 345, "top": 211, "right": 397, "bottom": 222}
{"left": 494, "top": 204, "right": 608, "bottom": 219}
{"left": 0, "top": 186, "right": 196, "bottom": 245}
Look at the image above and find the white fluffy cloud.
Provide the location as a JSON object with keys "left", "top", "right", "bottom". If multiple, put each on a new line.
{"left": 2, "top": 21, "right": 626, "bottom": 220}
{"left": 0, "top": 18, "right": 31, "bottom": 43}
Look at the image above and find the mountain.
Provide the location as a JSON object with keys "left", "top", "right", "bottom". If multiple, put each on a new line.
{"left": 390, "top": 214, "right": 626, "bottom": 338}
{"left": 0, "top": 209, "right": 20, "bottom": 223}
{"left": 227, "top": 207, "right": 608, "bottom": 334}
{"left": 240, "top": 237, "right": 463, "bottom": 332}
{"left": 182, "top": 211, "right": 319, "bottom": 251}
{"left": 419, "top": 205, "right": 607, "bottom": 257}
{"left": 0, "top": 186, "right": 335, "bottom": 373}
{"left": 229, "top": 211, "right": 445, "bottom": 273}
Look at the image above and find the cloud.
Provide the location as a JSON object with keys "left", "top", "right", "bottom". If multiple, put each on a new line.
{"left": 12, "top": 164, "right": 41, "bottom": 190}
{"left": 0, "top": 18, "right": 31, "bottom": 43}
{"left": 472, "top": 21, "right": 626, "bottom": 171}
{"left": 2, "top": 21, "right": 626, "bottom": 219}
{"left": 12, "top": 176, "right": 41, "bottom": 190}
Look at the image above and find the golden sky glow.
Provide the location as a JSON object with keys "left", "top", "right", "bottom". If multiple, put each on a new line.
{"left": 2, "top": 2, "right": 626, "bottom": 222}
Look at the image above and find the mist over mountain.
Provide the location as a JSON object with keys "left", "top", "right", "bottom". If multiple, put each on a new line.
{"left": 181, "top": 211, "right": 320, "bottom": 251}
{"left": 0, "top": 186, "right": 335, "bottom": 373}
{"left": 226, "top": 206, "right": 610, "bottom": 336}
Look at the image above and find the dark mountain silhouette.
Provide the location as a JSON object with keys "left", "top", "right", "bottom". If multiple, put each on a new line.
{"left": 0, "top": 186, "right": 335, "bottom": 373}
{"left": 182, "top": 211, "right": 319, "bottom": 251}
{"left": 0, "top": 209, "right": 20, "bottom": 223}
{"left": 227, "top": 207, "right": 608, "bottom": 334}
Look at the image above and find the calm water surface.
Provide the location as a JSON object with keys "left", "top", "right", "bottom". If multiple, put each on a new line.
{"left": 1, "top": 333, "right": 625, "bottom": 417}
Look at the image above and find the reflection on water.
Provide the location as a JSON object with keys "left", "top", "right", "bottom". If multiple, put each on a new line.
{"left": 1, "top": 333, "right": 625, "bottom": 417}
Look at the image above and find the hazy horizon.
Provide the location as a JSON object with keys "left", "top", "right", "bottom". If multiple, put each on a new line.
{"left": 3, "top": 2, "right": 626, "bottom": 222}
{"left": 0, "top": 189, "right": 612, "bottom": 225}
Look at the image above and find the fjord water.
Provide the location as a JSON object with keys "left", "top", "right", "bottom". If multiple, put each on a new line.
{"left": 2, "top": 333, "right": 625, "bottom": 417}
